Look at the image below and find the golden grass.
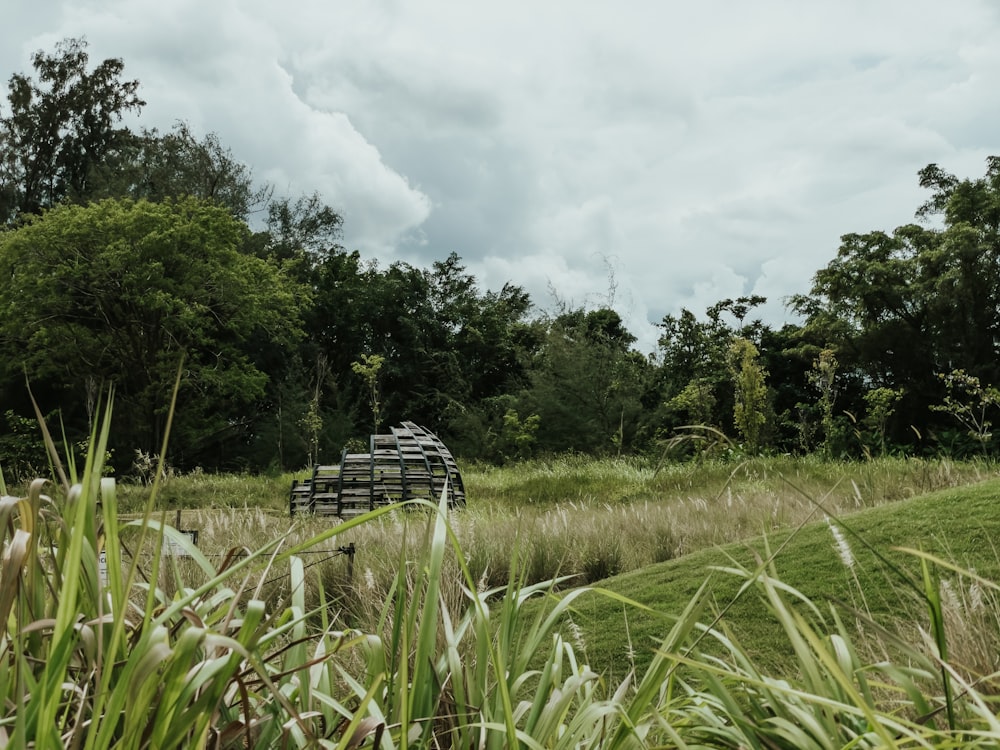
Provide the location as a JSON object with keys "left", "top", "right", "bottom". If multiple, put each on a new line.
{"left": 106, "top": 455, "right": 999, "bottom": 638}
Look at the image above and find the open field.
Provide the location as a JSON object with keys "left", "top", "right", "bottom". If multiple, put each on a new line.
{"left": 8, "top": 451, "right": 1000, "bottom": 746}
{"left": 116, "top": 454, "right": 1000, "bottom": 673}
{"left": 569, "top": 476, "right": 1000, "bottom": 678}
{"left": 114, "top": 453, "right": 998, "bottom": 600}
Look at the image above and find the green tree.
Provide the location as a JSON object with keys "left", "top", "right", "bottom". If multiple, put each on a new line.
{"left": 790, "top": 157, "right": 1000, "bottom": 449}
{"left": 521, "top": 308, "right": 649, "bottom": 454}
{"left": 304, "top": 251, "right": 536, "bottom": 455}
{"left": 862, "top": 386, "right": 904, "bottom": 456}
{"left": 351, "top": 353, "right": 385, "bottom": 434}
{"left": 260, "top": 191, "right": 344, "bottom": 259}
{"left": 655, "top": 297, "right": 768, "bottom": 440}
{"left": 930, "top": 370, "right": 1000, "bottom": 457}
{"left": 0, "top": 38, "right": 144, "bottom": 223}
{"left": 0, "top": 197, "right": 303, "bottom": 466}
{"left": 729, "top": 338, "right": 769, "bottom": 454}
{"left": 89, "top": 122, "right": 273, "bottom": 222}
{"left": 808, "top": 348, "right": 841, "bottom": 457}
{"left": 497, "top": 409, "right": 540, "bottom": 462}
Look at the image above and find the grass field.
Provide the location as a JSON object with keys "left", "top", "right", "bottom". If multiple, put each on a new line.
{"left": 7, "top": 448, "right": 1000, "bottom": 746}
{"left": 114, "top": 453, "right": 997, "bottom": 602}
{"left": 116, "top": 454, "right": 1000, "bottom": 674}
{"left": 568, "top": 476, "right": 1000, "bottom": 678}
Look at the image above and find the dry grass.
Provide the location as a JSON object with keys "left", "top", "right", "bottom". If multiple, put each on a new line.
{"left": 107, "top": 454, "right": 999, "bottom": 639}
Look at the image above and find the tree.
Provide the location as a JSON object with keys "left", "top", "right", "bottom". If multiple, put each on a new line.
{"left": 88, "top": 122, "right": 273, "bottom": 223}
{"left": 351, "top": 353, "right": 385, "bottom": 434}
{"left": 0, "top": 38, "right": 144, "bottom": 224}
{"left": 0, "top": 197, "right": 303, "bottom": 466}
{"left": 655, "top": 297, "right": 768, "bottom": 440}
{"left": 521, "top": 307, "right": 649, "bottom": 454}
{"left": 861, "top": 386, "right": 904, "bottom": 457}
{"left": 930, "top": 370, "right": 1000, "bottom": 457}
{"left": 729, "top": 338, "right": 769, "bottom": 454}
{"left": 264, "top": 192, "right": 344, "bottom": 259}
{"left": 790, "top": 157, "right": 1000, "bottom": 450}
{"left": 301, "top": 250, "right": 536, "bottom": 456}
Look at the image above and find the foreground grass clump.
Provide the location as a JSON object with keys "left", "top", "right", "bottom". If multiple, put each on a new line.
{"left": 0, "top": 408, "right": 372, "bottom": 747}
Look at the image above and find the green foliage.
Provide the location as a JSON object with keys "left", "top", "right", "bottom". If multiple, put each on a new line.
{"left": 792, "top": 157, "right": 1000, "bottom": 452}
{"left": 522, "top": 307, "right": 650, "bottom": 454}
{"left": 655, "top": 297, "right": 768, "bottom": 440}
{"left": 92, "top": 121, "right": 273, "bottom": 222}
{"left": 930, "top": 369, "right": 1000, "bottom": 456}
{"left": 0, "top": 38, "right": 144, "bottom": 223}
{"left": 862, "top": 386, "right": 905, "bottom": 456}
{"left": 656, "top": 308, "right": 730, "bottom": 427}
{"left": 664, "top": 378, "right": 717, "bottom": 427}
{"left": 0, "top": 410, "right": 48, "bottom": 482}
{"left": 498, "top": 408, "right": 541, "bottom": 461}
{"left": 9, "top": 39, "right": 1000, "bottom": 468}
{"left": 351, "top": 352, "right": 385, "bottom": 434}
{"left": 808, "top": 348, "right": 842, "bottom": 456}
{"left": 0, "top": 197, "right": 303, "bottom": 463}
{"left": 298, "top": 354, "right": 330, "bottom": 467}
{"left": 728, "top": 337, "right": 769, "bottom": 453}
{"left": 305, "top": 250, "right": 535, "bottom": 455}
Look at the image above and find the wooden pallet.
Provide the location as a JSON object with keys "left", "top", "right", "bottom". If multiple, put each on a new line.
{"left": 289, "top": 422, "right": 465, "bottom": 517}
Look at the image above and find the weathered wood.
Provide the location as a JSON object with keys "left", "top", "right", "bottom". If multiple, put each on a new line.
{"left": 288, "top": 421, "right": 465, "bottom": 518}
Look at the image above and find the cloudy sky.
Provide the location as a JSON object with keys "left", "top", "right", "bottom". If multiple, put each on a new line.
{"left": 4, "top": 1, "right": 1000, "bottom": 352}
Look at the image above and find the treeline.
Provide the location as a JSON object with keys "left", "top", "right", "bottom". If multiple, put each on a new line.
{"left": 2, "top": 39, "right": 999, "bottom": 476}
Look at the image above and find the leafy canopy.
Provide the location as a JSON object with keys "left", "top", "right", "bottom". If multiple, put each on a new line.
{"left": 0, "top": 196, "right": 303, "bottom": 460}
{"left": 0, "top": 38, "right": 144, "bottom": 224}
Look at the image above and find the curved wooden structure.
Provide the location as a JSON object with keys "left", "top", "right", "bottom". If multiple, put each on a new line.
{"left": 289, "top": 421, "right": 466, "bottom": 517}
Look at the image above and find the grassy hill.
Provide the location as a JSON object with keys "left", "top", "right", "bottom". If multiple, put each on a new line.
{"left": 567, "top": 477, "right": 1000, "bottom": 681}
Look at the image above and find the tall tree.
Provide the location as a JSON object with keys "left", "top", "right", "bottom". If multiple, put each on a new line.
{"left": 0, "top": 197, "right": 303, "bottom": 466}
{"left": 655, "top": 297, "right": 768, "bottom": 435}
{"left": 0, "top": 38, "right": 144, "bottom": 223}
{"left": 89, "top": 122, "right": 273, "bottom": 223}
{"left": 790, "top": 157, "right": 1000, "bottom": 451}
{"left": 521, "top": 307, "right": 649, "bottom": 454}
{"left": 729, "top": 338, "right": 769, "bottom": 454}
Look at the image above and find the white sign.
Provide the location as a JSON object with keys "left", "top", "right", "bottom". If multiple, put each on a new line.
{"left": 99, "top": 548, "right": 108, "bottom": 587}
{"left": 161, "top": 530, "right": 199, "bottom": 558}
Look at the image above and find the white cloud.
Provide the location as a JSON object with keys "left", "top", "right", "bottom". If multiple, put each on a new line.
{"left": 4, "top": 0, "right": 1000, "bottom": 352}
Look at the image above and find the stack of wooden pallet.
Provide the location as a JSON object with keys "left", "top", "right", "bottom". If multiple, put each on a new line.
{"left": 289, "top": 422, "right": 466, "bottom": 517}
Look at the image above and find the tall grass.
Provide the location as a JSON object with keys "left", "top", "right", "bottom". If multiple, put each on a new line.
{"left": 100, "top": 453, "right": 997, "bottom": 608}
{"left": 0, "top": 389, "right": 376, "bottom": 747}
{"left": 6, "top": 397, "right": 1000, "bottom": 746}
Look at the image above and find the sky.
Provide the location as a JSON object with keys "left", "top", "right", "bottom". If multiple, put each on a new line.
{"left": 4, "top": 1, "right": 1000, "bottom": 353}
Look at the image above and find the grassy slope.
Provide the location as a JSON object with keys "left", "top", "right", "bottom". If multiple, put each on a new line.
{"left": 569, "top": 477, "right": 1000, "bottom": 681}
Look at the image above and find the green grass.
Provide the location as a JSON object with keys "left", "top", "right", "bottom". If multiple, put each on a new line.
{"left": 114, "top": 470, "right": 293, "bottom": 511}
{"left": 568, "top": 476, "right": 1000, "bottom": 679}
{"left": 464, "top": 453, "right": 989, "bottom": 509}
{"left": 109, "top": 455, "right": 1000, "bottom": 691}
{"left": 89, "top": 455, "right": 1000, "bottom": 673}
{"left": 9, "top": 425, "right": 1000, "bottom": 746}
{"left": 102, "top": 454, "right": 997, "bottom": 596}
